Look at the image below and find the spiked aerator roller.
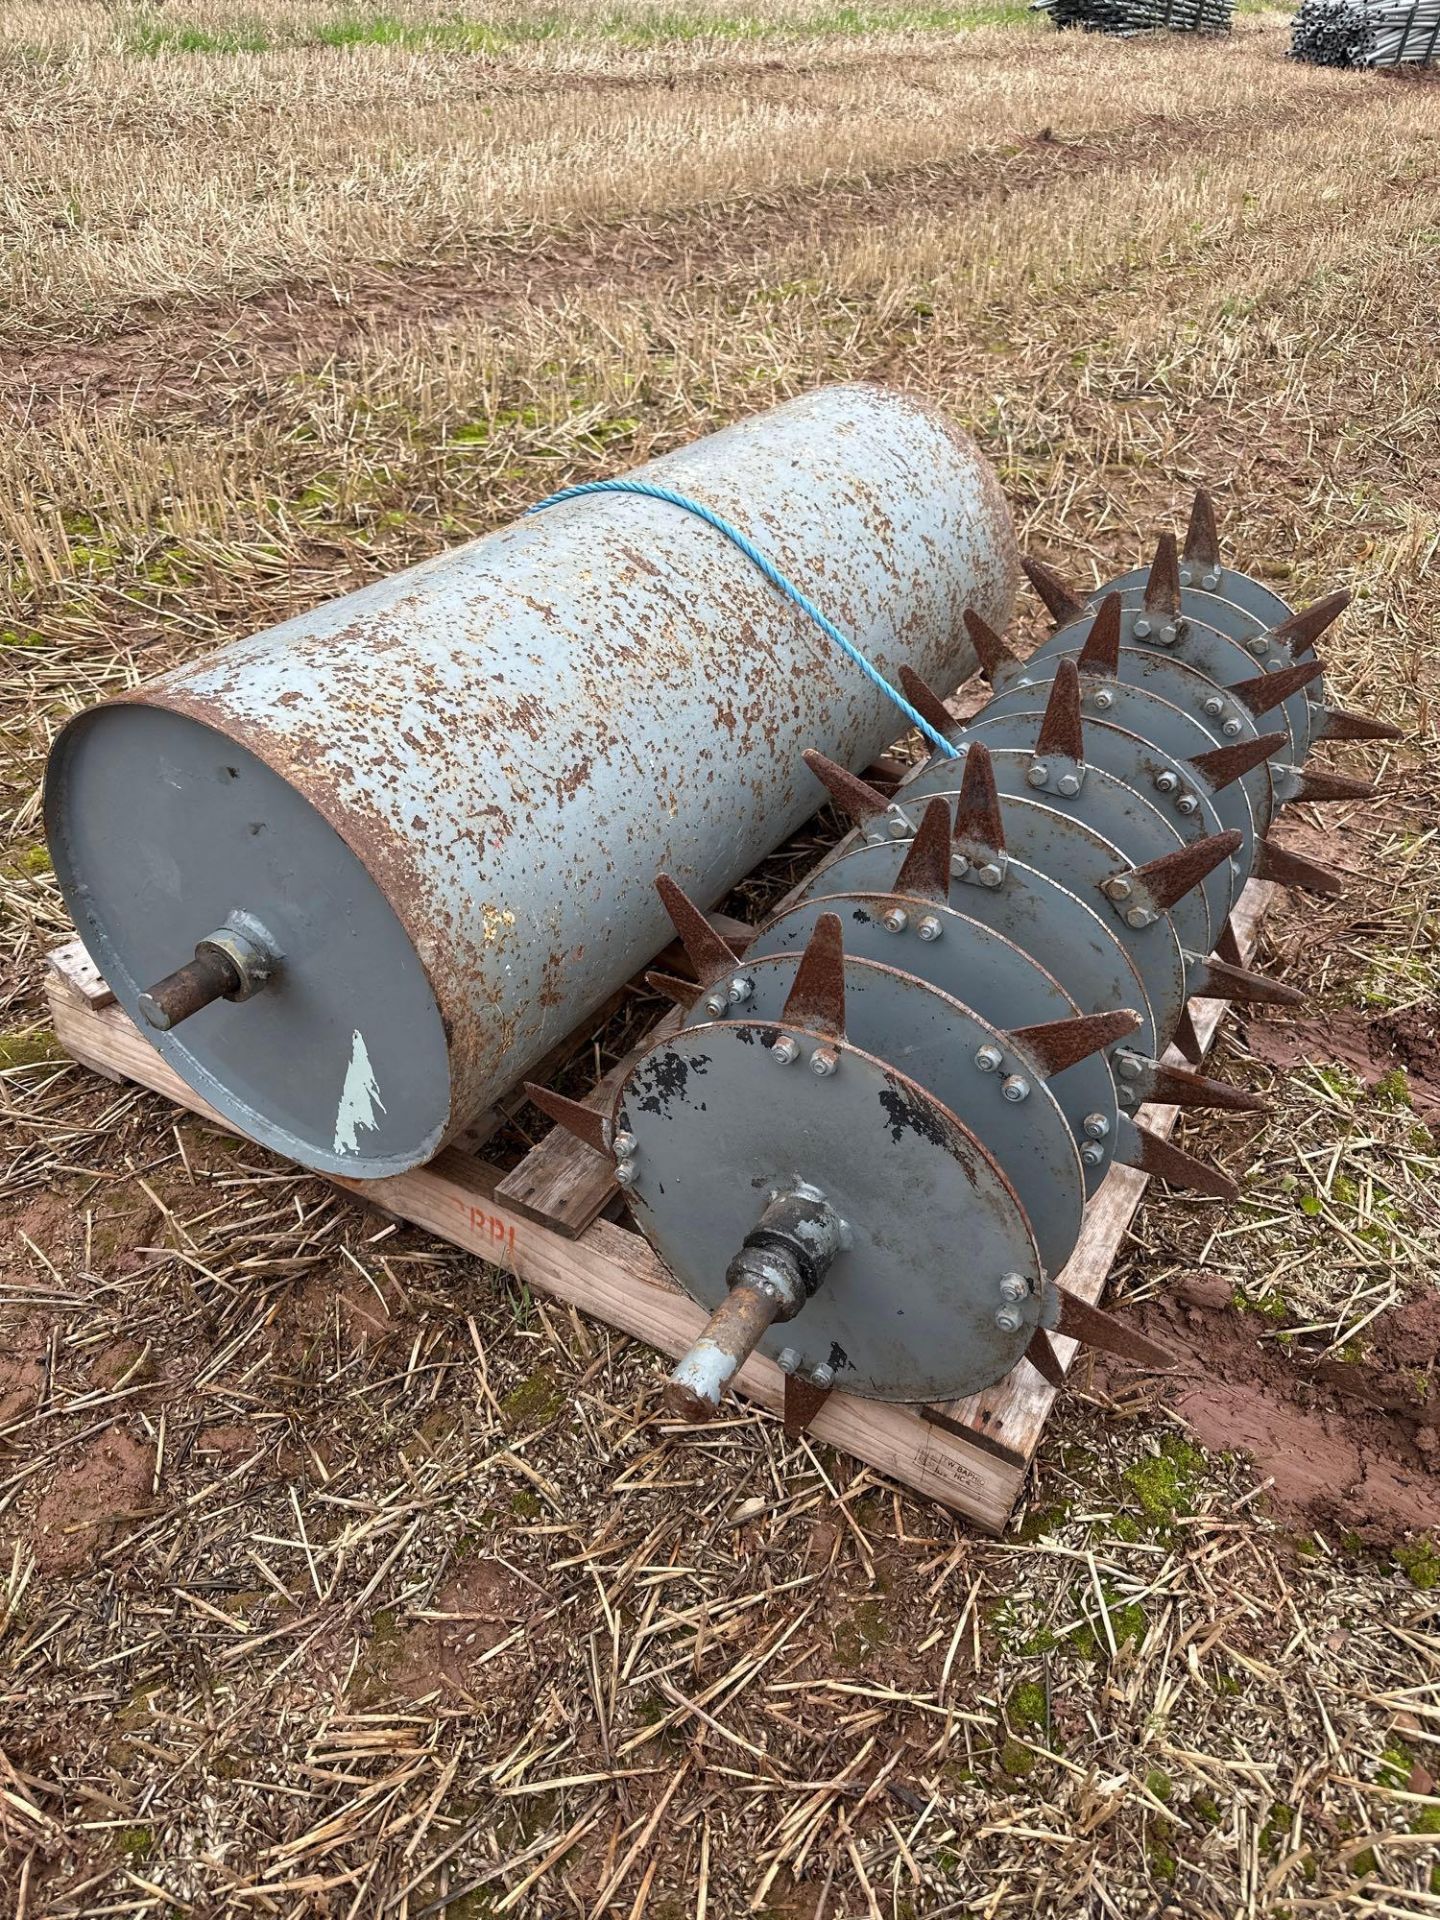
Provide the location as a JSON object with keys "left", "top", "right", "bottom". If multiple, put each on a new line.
{"left": 533, "top": 493, "right": 1397, "bottom": 1429}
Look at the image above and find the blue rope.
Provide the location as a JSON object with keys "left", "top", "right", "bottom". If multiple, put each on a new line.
{"left": 526, "top": 478, "right": 961, "bottom": 759}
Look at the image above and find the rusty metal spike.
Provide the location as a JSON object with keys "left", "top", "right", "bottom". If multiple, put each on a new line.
{"left": 523, "top": 1083, "right": 610, "bottom": 1158}
{"left": 1254, "top": 837, "right": 1345, "bottom": 895}
{"left": 1187, "top": 954, "right": 1305, "bottom": 1007}
{"left": 1173, "top": 1005, "right": 1204, "bottom": 1065}
{"left": 1315, "top": 704, "right": 1402, "bottom": 744}
{"left": 1124, "top": 830, "right": 1242, "bottom": 912}
{"left": 1183, "top": 488, "right": 1221, "bottom": 574}
{"left": 1077, "top": 592, "right": 1123, "bottom": 676}
{"left": 783, "top": 1371, "right": 833, "bottom": 1438}
{"left": 1187, "top": 731, "right": 1286, "bottom": 792}
{"left": 1035, "top": 657, "right": 1085, "bottom": 762}
{"left": 1214, "top": 920, "right": 1244, "bottom": 968}
{"left": 1271, "top": 589, "right": 1350, "bottom": 658}
{"left": 1288, "top": 765, "right": 1378, "bottom": 804}
{"left": 1144, "top": 531, "right": 1182, "bottom": 620}
{"left": 1021, "top": 554, "right": 1087, "bottom": 628}
{"left": 1228, "top": 657, "right": 1325, "bottom": 717}
{"left": 893, "top": 798, "right": 953, "bottom": 904}
{"left": 1144, "top": 1062, "right": 1270, "bottom": 1115}
{"left": 1007, "top": 1008, "right": 1141, "bottom": 1077}
{"left": 655, "top": 874, "right": 745, "bottom": 987}
{"left": 1053, "top": 1286, "right": 1176, "bottom": 1368}
{"left": 954, "top": 741, "right": 1006, "bottom": 854}
{"left": 801, "top": 749, "right": 892, "bottom": 826}
{"left": 1120, "top": 1121, "right": 1238, "bottom": 1201}
{"left": 644, "top": 970, "right": 700, "bottom": 1011}
{"left": 963, "top": 607, "right": 1019, "bottom": 681}
{"left": 780, "top": 911, "right": 846, "bottom": 1040}
{"left": 897, "top": 665, "right": 962, "bottom": 744}
{"left": 1024, "top": 1328, "right": 1067, "bottom": 1388}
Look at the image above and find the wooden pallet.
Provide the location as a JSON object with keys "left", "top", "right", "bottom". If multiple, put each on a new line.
{"left": 43, "top": 879, "right": 1270, "bottom": 1534}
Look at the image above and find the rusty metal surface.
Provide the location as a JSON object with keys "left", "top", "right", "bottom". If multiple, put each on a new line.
{"left": 47, "top": 385, "right": 1016, "bottom": 1176}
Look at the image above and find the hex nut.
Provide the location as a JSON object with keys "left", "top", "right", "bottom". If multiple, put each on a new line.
{"left": 994, "top": 1306, "right": 1023, "bottom": 1333}
{"left": 974, "top": 1044, "right": 1004, "bottom": 1073}
{"left": 1001, "top": 1074, "right": 1030, "bottom": 1103}
{"left": 810, "top": 1047, "right": 839, "bottom": 1078}
{"left": 771, "top": 1035, "right": 800, "bottom": 1065}
{"left": 916, "top": 914, "right": 942, "bottom": 942}
{"left": 882, "top": 907, "right": 908, "bottom": 934}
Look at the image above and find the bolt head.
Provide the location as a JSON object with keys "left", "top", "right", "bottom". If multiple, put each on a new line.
{"left": 1125, "top": 906, "right": 1152, "bottom": 929}
{"left": 1176, "top": 794, "right": 1199, "bottom": 816}
{"left": 1178, "top": 566, "right": 1192, "bottom": 587}
{"left": 1117, "top": 1055, "right": 1144, "bottom": 1081}
{"left": 888, "top": 817, "right": 909, "bottom": 839}
{"left": 810, "top": 1047, "right": 839, "bottom": 1078}
{"left": 995, "top": 1306, "right": 1023, "bottom": 1334}
{"left": 613, "top": 1130, "right": 637, "bottom": 1160}
{"left": 916, "top": 914, "right": 942, "bottom": 942}
{"left": 1222, "top": 718, "right": 1243, "bottom": 737}
{"left": 1027, "top": 763, "right": 1049, "bottom": 789}
{"left": 772, "top": 1035, "right": 800, "bottom": 1065}
{"left": 1134, "top": 617, "right": 1152, "bottom": 638}
{"left": 776, "top": 1346, "right": 801, "bottom": 1375}
{"left": 1202, "top": 571, "right": 1221, "bottom": 590}
{"left": 1248, "top": 635, "right": 1270, "bottom": 657}
{"left": 1083, "top": 1113, "right": 1110, "bottom": 1140}
{"left": 1104, "top": 875, "right": 1133, "bottom": 901}
{"left": 1056, "top": 773, "right": 1081, "bottom": 797}
{"left": 977, "top": 863, "right": 1004, "bottom": 888}
{"left": 882, "top": 907, "right": 908, "bottom": 934}
{"left": 1161, "top": 623, "right": 1178, "bottom": 643}
{"left": 974, "top": 1044, "right": 1003, "bottom": 1074}
{"left": 1081, "top": 1141, "right": 1106, "bottom": 1167}
{"left": 1001, "top": 1074, "right": 1031, "bottom": 1103}
{"left": 999, "top": 1272, "right": 1029, "bottom": 1302}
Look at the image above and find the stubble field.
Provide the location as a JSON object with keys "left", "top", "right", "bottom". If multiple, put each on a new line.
{"left": 2, "top": 3, "right": 1440, "bottom": 1914}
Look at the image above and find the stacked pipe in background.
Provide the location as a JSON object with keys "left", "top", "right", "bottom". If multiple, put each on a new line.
{"left": 1291, "top": 0, "right": 1440, "bottom": 65}
{"left": 531, "top": 496, "right": 1399, "bottom": 1427}
{"left": 1032, "top": 0, "right": 1231, "bottom": 35}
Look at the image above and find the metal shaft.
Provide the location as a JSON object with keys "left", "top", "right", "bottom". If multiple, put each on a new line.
{"left": 138, "top": 948, "right": 240, "bottom": 1030}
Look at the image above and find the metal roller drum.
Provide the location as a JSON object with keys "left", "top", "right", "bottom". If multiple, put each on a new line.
{"left": 45, "top": 385, "right": 1016, "bottom": 1177}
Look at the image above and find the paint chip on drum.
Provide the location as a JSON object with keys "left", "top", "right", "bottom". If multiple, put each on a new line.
{"left": 336, "top": 1030, "right": 386, "bottom": 1154}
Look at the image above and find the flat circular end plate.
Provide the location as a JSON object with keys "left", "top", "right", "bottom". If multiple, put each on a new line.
{"left": 45, "top": 703, "right": 452, "bottom": 1176}
{"left": 616, "top": 1023, "right": 1043, "bottom": 1403}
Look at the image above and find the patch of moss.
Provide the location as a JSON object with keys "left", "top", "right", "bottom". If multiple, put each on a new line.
{"left": 1008, "top": 1681, "right": 1047, "bottom": 1731}
{"left": 1260, "top": 1801, "right": 1295, "bottom": 1855}
{"left": 1146, "top": 1769, "right": 1173, "bottom": 1805}
{"left": 499, "top": 1367, "right": 564, "bottom": 1428}
{"left": 1122, "top": 1433, "right": 1208, "bottom": 1526}
{"left": 508, "top": 1488, "right": 542, "bottom": 1519}
{"left": 1190, "top": 1792, "right": 1222, "bottom": 1827}
{"left": 1014, "top": 1501, "right": 1066, "bottom": 1543}
{"left": 1146, "top": 1832, "right": 1178, "bottom": 1883}
{"left": 998, "top": 1737, "right": 1036, "bottom": 1779}
{"left": 1232, "top": 1285, "right": 1288, "bottom": 1323}
{"left": 1410, "top": 1803, "right": 1440, "bottom": 1835}
{"left": 1377, "top": 1742, "right": 1414, "bottom": 1789}
{"left": 1372, "top": 1067, "right": 1414, "bottom": 1109}
{"left": 116, "top": 1825, "right": 153, "bottom": 1858}
{"left": 0, "top": 1028, "right": 65, "bottom": 1069}
{"left": 1350, "top": 1846, "right": 1378, "bottom": 1878}
{"left": 1395, "top": 1541, "right": 1440, "bottom": 1590}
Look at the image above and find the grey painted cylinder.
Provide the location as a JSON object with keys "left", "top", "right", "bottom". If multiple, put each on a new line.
{"left": 45, "top": 383, "right": 1016, "bottom": 1176}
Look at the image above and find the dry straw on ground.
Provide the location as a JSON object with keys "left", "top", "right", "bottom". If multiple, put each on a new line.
{"left": 2, "top": 2, "right": 1439, "bottom": 1913}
